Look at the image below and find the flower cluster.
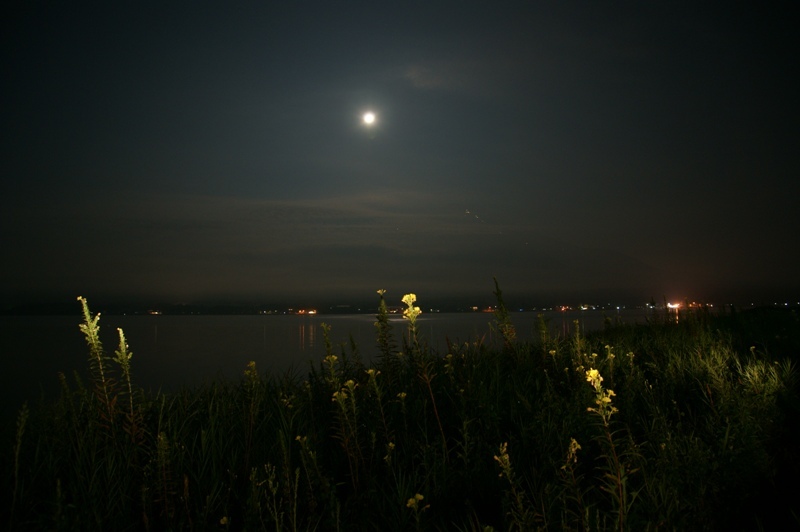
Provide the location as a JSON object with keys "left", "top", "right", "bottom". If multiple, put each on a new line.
{"left": 561, "top": 437, "right": 581, "bottom": 470}
{"left": 493, "top": 442, "right": 512, "bottom": 479}
{"left": 384, "top": 441, "right": 395, "bottom": 464}
{"left": 406, "top": 493, "right": 424, "bottom": 509}
{"left": 585, "top": 368, "right": 618, "bottom": 423}
{"left": 402, "top": 293, "right": 422, "bottom": 323}
{"left": 244, "top": 360, "right": 257, "bottom": 378}
{"left": 585, "top": 368, "right": 603, "bottom": 390}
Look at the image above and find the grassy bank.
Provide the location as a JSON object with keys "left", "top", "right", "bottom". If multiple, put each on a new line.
{"left": 3, "top": 286, "right": 800, "bottom": 530}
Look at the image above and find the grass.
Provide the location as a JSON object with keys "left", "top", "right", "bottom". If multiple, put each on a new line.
{"left": 2, "top": 288, "right": 800, "bottom": 530}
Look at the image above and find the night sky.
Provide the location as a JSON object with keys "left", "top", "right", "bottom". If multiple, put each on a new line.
{"left": 2, "top": 2, "right": 797, "bottom": 309}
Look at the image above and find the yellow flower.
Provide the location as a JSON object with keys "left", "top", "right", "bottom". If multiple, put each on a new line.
{"left": 562, "top": 437, "right": 581, "bottom": 470}
{"left": 406, "top": 493, "right": 424, "bottom": 508}
{"left": 384, "top": 442, "right": 396, "bottom": 464}
{"left": 494, "top": 442, "right": 512, "bottom": 478}
{"left": 397, "top": 392, "right": 407, "bottom": 400}
{"left": 493, "top": 443, "right": 509, "bottom": 467}
{"left": 585, "top": 368, "right": 603, "bottom": 388}
{"left": 403, "top": 306, "right": 422, "bottom": 320}
{"left": 402, "top": 293, "right": 417, "bottom": 306}
{"left": 569, "top": 438, "right": 581, "bottom": 454}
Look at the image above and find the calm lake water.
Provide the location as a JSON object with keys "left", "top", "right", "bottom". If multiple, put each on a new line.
{"left": 1, "top": 310, "right": 651, "bottom": 418}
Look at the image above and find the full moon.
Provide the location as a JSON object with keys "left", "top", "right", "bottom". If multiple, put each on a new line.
{"left": 362, "top": 112, "right": 376, "bottom": 125}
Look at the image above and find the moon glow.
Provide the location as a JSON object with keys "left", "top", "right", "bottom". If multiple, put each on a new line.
{"left": 362, "top": 112, "right": 376, "bottom": 125}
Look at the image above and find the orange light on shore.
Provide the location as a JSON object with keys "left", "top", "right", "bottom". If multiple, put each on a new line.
{"left": 666, "top": 302, "right": 681, "bottom": 309}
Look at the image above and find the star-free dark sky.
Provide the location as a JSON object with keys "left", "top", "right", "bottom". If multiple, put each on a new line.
{"left": 2, "top": 2, "right": 797, "bottom": 309}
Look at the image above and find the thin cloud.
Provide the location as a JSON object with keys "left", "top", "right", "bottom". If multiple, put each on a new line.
{"left": 400, "top": 56, "right": 532, "bottom": 99}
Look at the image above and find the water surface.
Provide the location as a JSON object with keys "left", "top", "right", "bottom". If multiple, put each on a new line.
{"left": 1, "top": 309, "right": 650, "bottom": 418}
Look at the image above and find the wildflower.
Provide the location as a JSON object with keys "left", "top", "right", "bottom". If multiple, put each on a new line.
{"left": 280, "top": 393, "right": 294, "bottom": 409}
{"left": 444, "top": 354, "right": 455, "bottom": 375}
{"left": 493, "top": 442, "right": 512, "bottom": 478}
{"left": 569, "top": 437, "right": 581, "bottom": 454}
{"left": 384, "top": 441, "right": 395, "bottom": 464}
{"left": 605, "top": 345, "right": 614, "bottom": 360}
{"left": 561, "top": 437, "right": 581, "bottom": 470}
{"left": 406, "top": 493, "right": 424, "bottom": 509}
{"left": 397, "top": 392, "right": 407, "bottom": 400}
{"left": 377, "top": 289, "right": 387, "bottom": 296}
{"left": 403, "top": 305, "right": 422, "bottom": 321}
{"left": 402, "top": 293, "right": 422, "bottom": 322}
{"left": 585, "top": 368, "right": 618, "bottom": 422}
{"left": 585, "top": 368, "right": 603, "bottom": 389}
{"left": 365, "top": 368, "right": 380, "bottom": 379}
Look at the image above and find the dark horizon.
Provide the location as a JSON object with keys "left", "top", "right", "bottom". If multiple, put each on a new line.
{"left": 3, "top": 284, "right": 798, "bottom": 316}
{"left": 3, "top": 2, "right": 798, "bottom": 309}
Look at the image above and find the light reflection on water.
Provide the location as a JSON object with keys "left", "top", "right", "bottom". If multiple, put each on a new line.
{"left": 1, "top": 310, "right": 652, "bottom": 416}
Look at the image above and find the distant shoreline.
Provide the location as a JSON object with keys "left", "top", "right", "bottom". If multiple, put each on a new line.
{"left": 4, "top": 299, "right": 796, "bottom": 317}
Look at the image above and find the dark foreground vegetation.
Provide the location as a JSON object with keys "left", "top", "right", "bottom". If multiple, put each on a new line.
{"left": 3, "top": 285, "right": 800, "bottom": 530}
